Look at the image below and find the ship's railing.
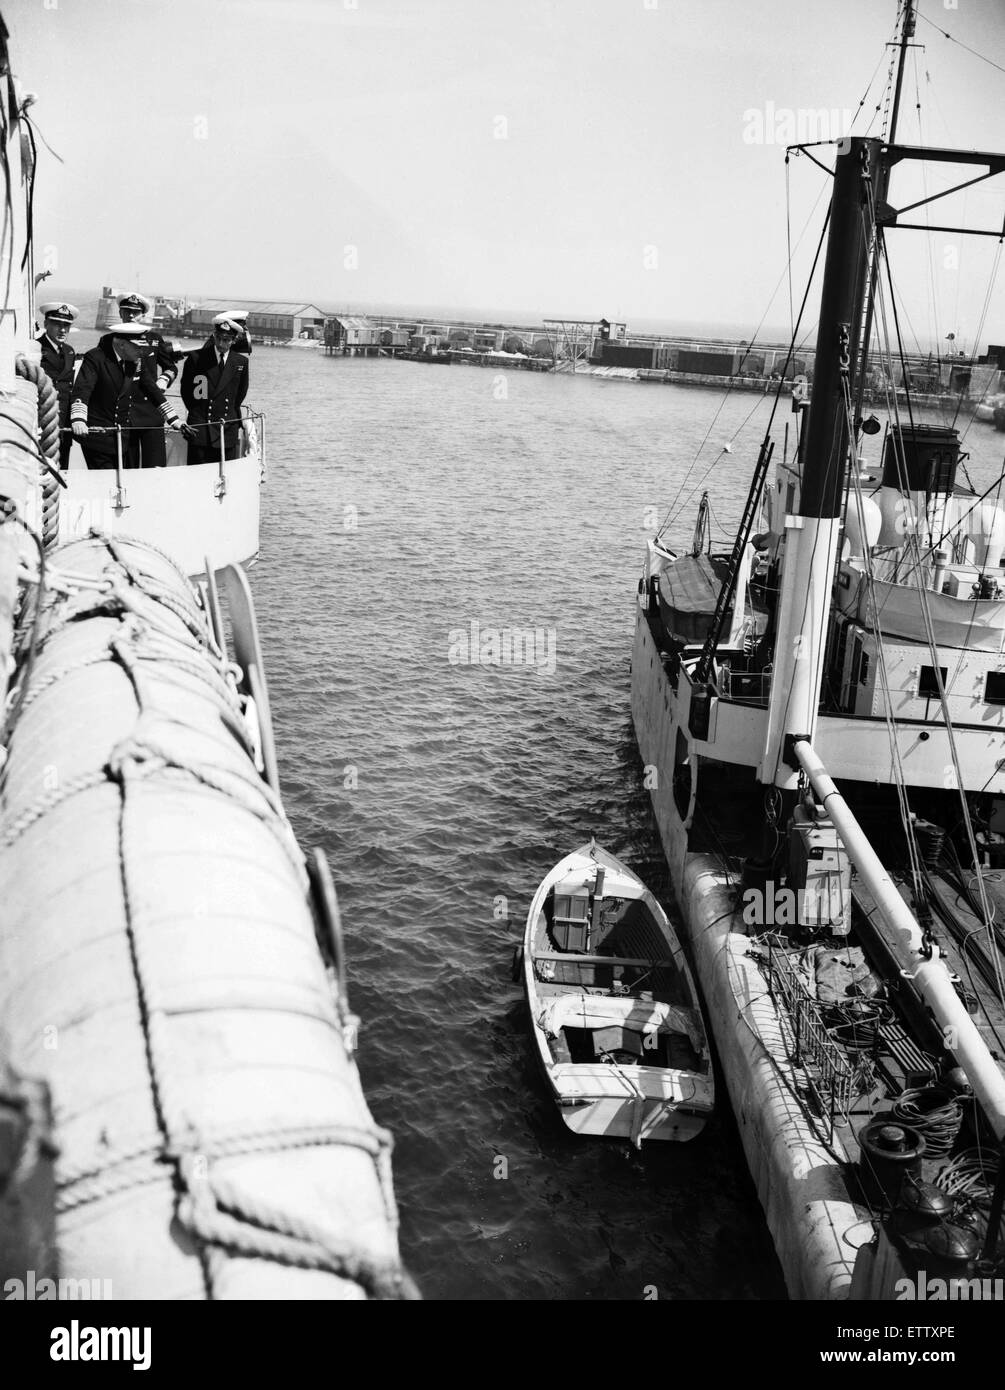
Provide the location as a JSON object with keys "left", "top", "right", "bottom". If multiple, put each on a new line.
{"left": 718, "top": 666, "right": 772, "bottom": 705}
{"left": 63, "top": 408, "right": 265, "bottom": 507}
{"left": 765, "top": 939, "right": 859, "bottom": 1139}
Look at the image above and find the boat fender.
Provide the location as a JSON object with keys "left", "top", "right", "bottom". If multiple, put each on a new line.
{"left": 511, "top": 943, "right": 524, "bottom": 983}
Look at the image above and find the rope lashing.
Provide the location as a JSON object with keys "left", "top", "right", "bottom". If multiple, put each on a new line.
{"left": 176, "top": 1158, "right": 414, "bottom": 1300}
{"left": 14, "top": 354, "right": 61, "bottom": 551}
{"left": 57, "top": 1120, "right": 397, "bottom": 1214}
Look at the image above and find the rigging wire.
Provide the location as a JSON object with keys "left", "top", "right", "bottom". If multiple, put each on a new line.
{"left": 854, "top": 10, "right": 905, "bottom": 139}
{"left": 785, "top": 156, "right": 794, "bottom": 342}
{"left": 869, "top": 222, "right": 1005, "bottom": 1007}
{"left": 661, "top": 206, "right": 831, "bottom": 537}
{"left": 916, "top": 9, "right": 1005, "bottom": 80}
{"left": 910, "top": 37, "right": 947, "bottom": 400}
{"left": 19, "top": 108, "right": 64, "bottom": 166}
{"left": 18, "top": 103, "right": 35, "bottom": 272}
{"left": 951, "top": 240, "right": 1004, "bottom": 437}
{"left": 661, "top": 177, "right": 832, "bottom": 535}
{"left": 878, "top": 5, "right": 901, "bottom": 141}
{"left": 659, "top": 5, "right": 902, "bottom": 543}
{"left": 0, "top": 82, "right": 16, "bottom": 319}
{"left": 845, "top": 170, "right": 1005, "bottom": 1026}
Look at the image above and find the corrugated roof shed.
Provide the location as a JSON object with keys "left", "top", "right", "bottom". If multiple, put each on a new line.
{"left": 330, "top": 314, "right": 375, "bottom": 330}
{"left": 191, "top": 300, "right": 325, "bottom": 316}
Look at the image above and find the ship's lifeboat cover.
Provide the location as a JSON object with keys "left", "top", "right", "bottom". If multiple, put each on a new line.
{"left": 657, "top": 553, "right": 766, "bottom": 645}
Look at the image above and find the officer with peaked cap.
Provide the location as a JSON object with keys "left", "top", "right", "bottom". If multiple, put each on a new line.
{"left": 181, "top": 314, "right": 250, "bottom": 465}
{"left": 117, "top": 291, "right": 152, "bottom": 318}
{"left": 71, "top": 321, "right": 185, "bottom": 470}
{"left": 36, "top": 301, "right": 78, "bottom": 469}
{"left": 115, "top": 292, "right": 181, "bottom": 467}
{"left": 209, "top": 308, "right": 252, "bottom": 355}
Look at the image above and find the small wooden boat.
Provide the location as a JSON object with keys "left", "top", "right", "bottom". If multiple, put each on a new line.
{"left": 521, "top": 842, "right": 714, "bottom": 1144}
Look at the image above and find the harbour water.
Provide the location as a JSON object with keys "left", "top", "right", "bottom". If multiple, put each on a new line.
{"left": 191, "top": 344, "right": 1001, "bottom": 1300}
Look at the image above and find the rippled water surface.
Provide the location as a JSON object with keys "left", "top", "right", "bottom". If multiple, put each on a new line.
{"left": 241, "top": 347, "right": 1003, "bottom": 1301}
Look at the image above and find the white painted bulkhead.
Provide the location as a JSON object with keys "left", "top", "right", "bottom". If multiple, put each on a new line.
{"left": 31, "top": 429, "right": 263, "bottom": 578}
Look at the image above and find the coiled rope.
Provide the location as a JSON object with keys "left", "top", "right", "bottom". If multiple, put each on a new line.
{"left": 936, "top": 1148, "right": 1005, "bottom": 1247}
{"left": 891, "top": 1085, "right": 964, "bottom": 1158}
{"left": 14, "top": 354, "right": 60, "bottom": 553}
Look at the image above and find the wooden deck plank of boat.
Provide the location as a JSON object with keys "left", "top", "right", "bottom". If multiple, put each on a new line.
{"left": 533, "top": 950, "right": 677, "bottom": 967}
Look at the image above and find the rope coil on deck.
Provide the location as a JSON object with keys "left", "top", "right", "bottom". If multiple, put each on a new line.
{"left": 891, "top": 1086, "right": 965, "bottom": 1158}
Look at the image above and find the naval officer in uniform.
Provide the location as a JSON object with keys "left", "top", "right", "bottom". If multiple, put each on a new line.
{"left": 36, "top": 300, "right": 78, "bottom": 469}
{"left": 222, "top": 307, "right": 252, "bottom": 355}
{"left": 114, "top": 292, "right": 180, "bottom": 467}
{"left": 181, "top": 313, "right": 250, "bottom": 466}
{"left": 70, "top": 321, "right": 185, "bottom": 470}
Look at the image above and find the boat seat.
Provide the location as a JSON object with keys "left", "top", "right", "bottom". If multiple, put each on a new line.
{"left": 536, "top": 957, "right": 596, "bottom": 986}
{"left": 551, "top": 891, "right": 591, "bottom": 952}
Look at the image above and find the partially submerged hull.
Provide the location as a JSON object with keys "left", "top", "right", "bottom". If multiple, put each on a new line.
{"left": 522, "top": 843, "right": 714, "bottom": 1146}
{"left": 631, "top": 606, "right": 868, "bottom": 1294}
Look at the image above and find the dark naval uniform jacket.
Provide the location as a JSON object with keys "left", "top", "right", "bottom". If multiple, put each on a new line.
{"left": 37, "top": 332, "right": 75, "bottom": 467}
{"left": 129, "top": 329, "right": 181, "bottom": 467}
{"left": 180, "top": 341, "right": 250, "bottom": 464}
{"left": 70, "top": 337, "right": 179, "bottom": 469}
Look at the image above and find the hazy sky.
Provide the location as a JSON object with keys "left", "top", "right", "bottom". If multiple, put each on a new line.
{"left": 10, "top": 0, "right": 1005, "bottom": 343}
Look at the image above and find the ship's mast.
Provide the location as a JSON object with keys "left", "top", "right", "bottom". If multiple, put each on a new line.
{"left": 854, "top": 0, "right": 916, "bottom": 424}
{"left": 761, "top": 0, "right": 1003, "bottom": 786}
{"left": 764, "top": 7, "right": 920, "bottom": 786}
{"left": 762, "top": 4, "right": 916, "bottom": 784}
{"left": 888, "top": 0, "right": 915, "bottom": 146}
{"left": 760, "top": 135, "right": 880, "bottom": 786}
